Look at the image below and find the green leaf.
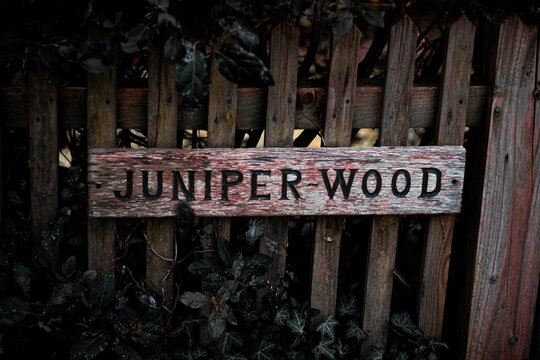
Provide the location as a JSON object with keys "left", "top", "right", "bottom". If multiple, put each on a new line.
{"left": 218, "top": 18, "right": 260, "bottom": 47}
{"left": 337, "top": 295, "right": 358, "bottom": 318}
{"left": 362, "top": 8, "right": 385, "bottom": 28}
{"left": 170, "top": 315, "right": 207, "bottom": 338}
{"left": 329, "top": 10, "right": 353, "bottom": 39}
{"left": 217, "top": 332, "right": 244, "bottom": 355}
{"left": 315, "top": 316, "right": 338, "bottom": 340}
{"left": 252, "top": 340, "right": 275, "bottom": 360}
{"left": 188, "top": 258, "right": 220, "bottom": 276}
{"left": 209, "top": 309, "right": 227, "bottom": 339}
{"left": 121, "top": 24, "right": 147, "bottom": 54}
{"left": 286, "top": 351, "right": 305, "bottom": 360}
{"left": 366, "top": 347, "right": 385, "bottom": 360}
{"left": 231, "top": 253, "right": 244, "bottom": 279}
{"left": 286, "top": 310, "right": 305, "bottom": 336}
{"left": 246, "top": 254, "right": 273, "bottom": 270}
{"left": 245, "top": 218, "right": 264, "bottom": 246}
{"left": 218, "top": 237, "right": 234, "bottom": 266}
{"left": 112, "top": 346, "right": 143, "bottom": 360}
{"left": 0, "top": 297, "right": 30, "bottom": 326}
{"left": 390, "top": 312, "right": 423, "bottom": 337}
{"left": 81, "top": 57, "right": 105, "bottom": 74}
{"left": 225, "top": 354, "right": 248, "bottom": 360}
{"left": 164, "top": 35, "right": 184, "bottom": 63}
{"left": 69, "top": 331, "right": 108, "bottom": 360}
{"left": 12, "top": 263, "right": 32, "bottom": 295}
{"left": 344, "top": 320, "right": 366, "bottom": 342}
{"left": 273, "top": 306, "right": 290, "bottom": 326}
{"left": 218, "top": 280, "right": 237, "bottom": 301}
{"left": 394, "top": 352, "right": 409, "bottom": 360}
{"left": 199, "top": 224, "right": 215, "bottom": 250}
{"left": 179, "top": 291, "right": 209, "bottom": 309}
{"left": 216, "top": 44, "right": 274, "bottom": 86}
{"left": 313, "top": 338, "right": 336, "bottom": 360}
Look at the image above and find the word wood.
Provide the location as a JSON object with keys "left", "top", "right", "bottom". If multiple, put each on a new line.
{"left": 88, "top": 146, "right": 465, "bottom": 217}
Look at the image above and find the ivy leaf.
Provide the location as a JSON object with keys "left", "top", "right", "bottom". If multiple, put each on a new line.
{"left": 246, "top": 254, "right": 273, "bottom": 270}
{"left": 312, "top": 338, "right": 336, "bottom": 360}
{"left": 112, "top": 346, "right": 143, "bottom": 360}
{"left": 361, "top": 8, "right": 385, "bottom": 28}
{"left": 188, "top": 258, "right": 220, "bottom": 276}
{"left": 390, "top": 312, "right": 423, "bottom": 337}
{"left": 136, "top": 291, "right": 159, "bottom": 309}
{"left": 217, "top": 332, "right": 244, "bottom": 355}
{"left": 12, "top": 263, "right": 32, "bottom": 296}
{"left": 198, "top": 224, "right": 215, "bottom": 250}
{"left": 218, "top": 237, "right": 234, "bottom": 266}
{"left": 216, "top": 44, "right": 274, "bottom": 86}
{"left": 337, "top": 295, "right": 358, "bottom": 318}
{"left": 395, "top": 352, "right": 409, "bottom": 360}
{"left": 344, "top": 320, "right": 366, "bottom": 342}
{"left": 252, "top": 340, "right": 275, "bottom": 360}
{"left": 366, "top": 347, "right": 385, "bottom": 360}
{"left": 315, "top": 316, "right": 338, "bottom": 340}
{"left": 286, "top": 310, "right": 305, "bottom": 336}
{"left": 274, "top": 306, "right": 290, "bottom": 326}
{"left": 69, "top": 330, "right": 108, "bottom": 360}
{"left": 286, "top": 351, "right": 305, "bottom": 360}
{"left": 225, "top": 354, "right": 248, "bottom": 360}
{"left": 209, "top": 309, "right": 227, "bottom": 339}
{"left": 170, "top": 314, "right": 207, "bottom": 338}
{"left": 179, "top": 291, "right": 210, "bottom": 309}
{"left": 246, "top": 218, "right": 264, "bottom": 246}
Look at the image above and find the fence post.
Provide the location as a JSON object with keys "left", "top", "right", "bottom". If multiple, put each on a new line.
{"left": 146, "top": 41, "right": 177, "bottom": 304}
{"left": 261, "top": 22, "right": 299, "bottom": 290}
{"left": 310, "top": 26, "right": 361, "bottom": 325}
{"left": 28, "top": 58, "right": 58, "bottom": 258}
{"left": 417, "top": 15, "right": 475, "bottom": 337}
{"left": 87, "top": 29, "right": 117, "bottom": 285}
{"left": 360, "top": 16, "right": 416, "bottom": 355}
{"left": 466, "top": 16, "right": 540, "bottom": 359}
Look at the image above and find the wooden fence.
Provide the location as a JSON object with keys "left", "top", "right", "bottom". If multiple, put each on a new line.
{"left": 0, "top": 14, "right": 539, "bottom": 359}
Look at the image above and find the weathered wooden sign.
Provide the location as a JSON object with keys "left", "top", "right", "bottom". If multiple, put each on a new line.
{"left": 88, "top": 146, "right": 465, "bottom": 217}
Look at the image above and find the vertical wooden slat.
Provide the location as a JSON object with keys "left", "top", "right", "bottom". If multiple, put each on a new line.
{"left": 417, "top": 16, "right": 475, "bottom": 337}
{"left": 206, "top": 55, "right": 237, "bottom": 238}
{"left": 146, "top": 42, "right": 177, "bottom": 302}
{"left": 467, "top": 17, "right": 539, "bottom": 359}
{"left": 87, "top": 29, "right": 117, "bottom": 283}
{"left": 29, "top": 64, "right": 58, "bottom": 257}
{"left": 261, "top": 23, "right": 299, "bottom": 288}
{"left": 201, "top": 55, "right": 238, "bottom": 343}
{"left": 361, "top": 16, "right": 416, "bottom": 354}
{"left": 310, "top": 26, "right": 361, "bottom": 324}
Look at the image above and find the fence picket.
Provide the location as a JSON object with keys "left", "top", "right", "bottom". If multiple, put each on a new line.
{"left": 261, "top": 22, "right": 299, "bottom": 289}
{"left": 417, "top": 15, "right": 475, "bottom": 337}
{"left": 467, "top": 17, "right": 540, "bottom": 359}
{"left": 29, "top": 63, "right": 58, "bottom": 258}
{"left": 310, "top": 26, "right": 361, "bottom": 325}
{"left": 361, "top": 16, "right": 416, "bottom": 355}
{"left": 87, "top": 29, "right": 117, "bottom": 284}
{"left": 146, "top": 43, "right": 177, "bottom": 303}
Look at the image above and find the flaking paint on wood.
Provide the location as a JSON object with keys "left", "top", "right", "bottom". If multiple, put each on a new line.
{"left": 88, "top": 146, "right": 465, "bottom": 217}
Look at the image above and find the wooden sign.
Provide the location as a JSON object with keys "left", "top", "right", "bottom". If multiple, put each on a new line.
{"left": 88, "top": 146, "right": 465, "bottom": 217}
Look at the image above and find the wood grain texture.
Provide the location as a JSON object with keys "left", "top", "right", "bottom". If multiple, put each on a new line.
{"left": 417, "top": 16, "right": 476, "bottom": 337}
{"left": 88, "top": 147, "right": 465, "bottom": 217}
{"left": 361, "top": 16, "right": 416, "bottom": 356}
{"left": 28, "top": 68, "right": 58, "bottom": 257}
{"left": 311, "top": 26, "right": 362, "bottom": 325}
{"left": 467, "top": 17, "right": 540, "bottom": 360}
{"left": 145, "top": 43, "right": 177, "bottom": 303}
{"left": 261, "top": 23, "right": 299, "bottom": 288}
{"left": 0, "top": 85, "right": 489, "bottom": 130}
{"left": 87, "top": 29, "right": 117, "bottom": 284}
